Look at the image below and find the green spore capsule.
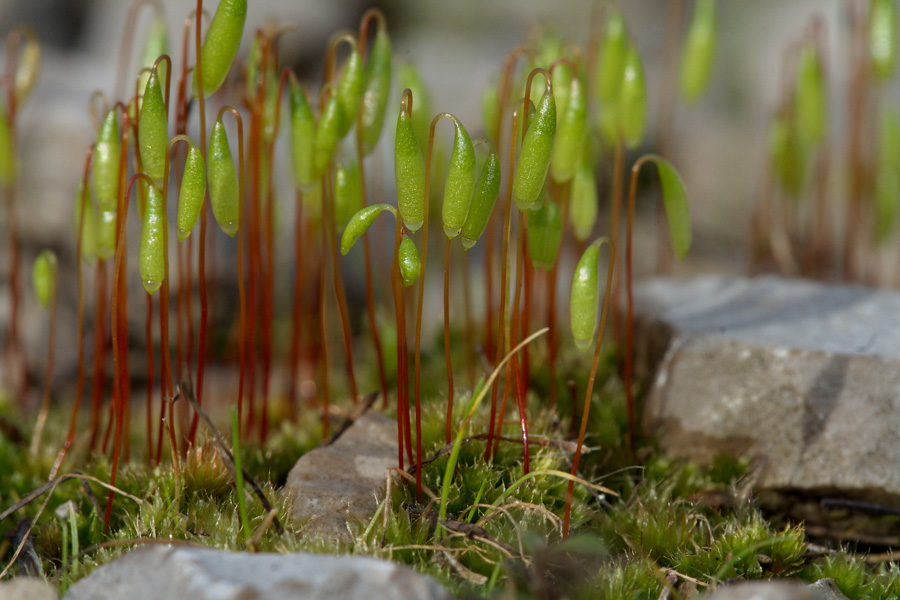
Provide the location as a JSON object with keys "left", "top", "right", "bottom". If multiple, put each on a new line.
{"left": 336, "top": 42, "right": 365, "bottom": 138}
{"left": 619, "top": 43, "right": 647, "bottom": 149}
{"left": 314, "top": 90, "right": 342, "bottom": 177}
{"left": 193, "top": 0, "right": 247, "bottom": 98}
{"left": 398, "top": 234, "right": 421, "bottom": 287}
{"left": 208, "top": 119, "right": 239, "bottom": 237}
{"left": 93, "top": 109, "right": 121, "bottom": 259}
{"left": 176, "top": 138, "right": 206, "bottom": 241}
{"left": 360, "top": 26, "right": 392, "bottom": 155}
{"left": 394, "top": 92, "right": 425, "bottom": 232}
{"left": 14, "top": 31, "right": 41, "bottom": 106}
{"left": 461, "top": 141, "right": 501, "bottom": 250}
{"left": 340, "top": 203, "right": 395, "bottom": 255}
{"left": 794, "top": 42, "right": 827, "bottom": 146}
{"left": 570, "top": 241, "right": 600, "bottom": 350}
{"left": 74, "top": 182, "right": 98, "bottom": 261}
{"left": 289, "top": 78, "right": 317, "bottom": 191}
{"left": 32, "top": 250, "right": 57, "bottom": 310}
{"left": 528, "top": 198, "right": 563, "bottom": 270}
{"left": 595, "top": 8, "right": 628, "bottom": 105}
{"left": 513, "top": 83, "right": 557, "bottom": 211}
{"left": 551, "top": 62, "right": 573, "bottom": 130}
{"left": 481, "top": 78, "right": 499, "bottom": 140}
{"left": 871, "top": 0, "right": 898, "bottom": 81}
{"left": 876, "top": 108, "right": 900, "bottom": 241}
{"left": 570, "top": 158, "right": 598, "bottom": 242}
{"left": 442, "top": 117, "right": 477, "bottom": 239}
{"left": 334, "top": 159, "right": 363, "bottom": 229}
{"left": 261, "top": 71, "right": 279, "bottom": 143}
{"left": 647, "top": 155, "right": 692, "bottom": 260}
{"left": 551, "top": 72, "right": 587, "bottom": 183}
{"left": 680, "top": 0, "right": 717, "bottom": 102}
{"left": 769, "top": 114, "right": 805, "bottom": 197}
{"left": 0, "top": 102, "right": 15, "bottom": 186}
{"left": 138, "top": 17, "right": 168, "bottom": 104}
{"left": 139, "top": 183, "right": 166, "bottom": 294}
{"left": 138, "top": 69, "right": 168, "bottom": 186}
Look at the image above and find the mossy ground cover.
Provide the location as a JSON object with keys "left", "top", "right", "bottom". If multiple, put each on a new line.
{"left": 2, "top": 347, "right": 899, "bottom": 599}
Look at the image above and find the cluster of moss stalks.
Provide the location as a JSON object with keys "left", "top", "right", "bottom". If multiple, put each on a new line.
{"left": 2, "top": 0, "right": 900, "bottom": 598}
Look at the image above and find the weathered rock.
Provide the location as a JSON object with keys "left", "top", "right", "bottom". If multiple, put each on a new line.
{"left": 0, "top": 578, "right": 58, "bottom": 600}
{"left": 63, "top": 545, "right": 451, "bottom": 600}
{"left": 635, "top": 276, "right": 900, "bottom": 503}
{"left": 284, "top": 410, "right": 397, "bottom": 542}
{"left": 699, "top": 578, "right": 848, "bottom": 600}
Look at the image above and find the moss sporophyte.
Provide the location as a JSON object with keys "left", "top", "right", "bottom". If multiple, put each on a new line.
{"left": 30, "top": 2, "right": 900, "bottom": 597}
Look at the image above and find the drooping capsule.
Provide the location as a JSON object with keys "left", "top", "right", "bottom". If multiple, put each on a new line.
{"left": 650, "top": 156, "right": 692, "bottom": 260}
{"left": 336, "top": 40, "right": 365, "bottom": 137}
{"left": 441, "top": 117, "right": 477, "bottom": 239}
{"left": 138, "top": 69, "right": 168, "bottom": 186}
{"left": 619, "top": 43, "right": 646, "bottom": 149}
{"left": 550, "top": 71, "right": 587, "bottom": 183}
{"left": 139, "top": 183, "right": 166, "bottom": 294}
{"left": 13, "top": 29, "right": 41, "bottom": 106}
{"left": 528, "top": 198, "right": 563, "bottom": 270}
{"left": 340, "top": 203, "right": 395, "bottom": 255}
{"left": 680, "top": 0, "right": 718, "bottom": 102}
{"left": 870, "top": 0, "right": 898, "bottom": 81}
{"left": 32, "top": 250, "right": 57, "bottom": 310}
{"left": 289, "top": 78, "right": 317, "bottom": 191}
{"left": 360, "top": 24, "right": 392, "bottom": 155}
{"left": 481, "top": 78, "right": 499, "bottom": 141}
{"left": 595, "top": 8, "right": 628, "bottom": 105}
{"left": 551, "top": 61, "right": 573, "bottom": 131}
{"left": 461, "top": 141, "right": 501, "bottom": 249}
{"left": 334, "top": 159, "right": 363, "bottom": 229}
{"left": 0, "top": 102, "right": 15, "bottom": 186}
{"left": 570, "top": 157, "right": 598, "bottom": 242}
{"left": 570, "top": 241, "right": 600, "bottom": 351}
{"left": 513, "top": 81, "right": 556, "bottom": 211}
{"left": 314, "top": 89, "right": 342, "bottom": 177}
{"left": 208, "top": 119, "right": 239, "bottom": 237}
{"left": 176, "top": 137, "right": 207, "bottom": 241}
{"left": 394, "top": 92, "right": 426, "bottom": 232}
{"left": 398, "top": 234, "right": 421, "bottom": 287}
{"left": 137, "top": 17, "right": 168, "bottom": 104}
{"left": 193, "top": 0, "right": 247, "bottom": 98}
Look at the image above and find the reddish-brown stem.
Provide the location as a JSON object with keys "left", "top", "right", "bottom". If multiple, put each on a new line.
{"left": 113, "top": 0, "right": 163, "bottom": 101}
{"left": 563, "top": 240, "right": 614, "bottom": 537}
{"left": 843, "top": 0, "right": 866, "bottom": 281}
{"left": 317, "top": 224, "right": 331, "bottom": 439}
{"left": 389, "top": 210, "right": 408, "bottom": 470}
{"left": 510, "top": 214, "right": 531, "bottom": 473}
{"left": 443, "top": 236, "right": 454, "bottom": 444}
{"left": 194, "top": 0, "right": 210, "bottom": 442}
{"left": 287, "top": 188, "right": 305, "bottom": 420}
{"left": 461, "top": 248, "right": 475, "bottom": 388}
{"left": 609, "top": 136, "right": 625, "bottom": 344}
{"left": 88, "top": 261, "right": 107, "bottom": 452}
{"left": 145, "top": 292, "right": 155, "bottom": 461}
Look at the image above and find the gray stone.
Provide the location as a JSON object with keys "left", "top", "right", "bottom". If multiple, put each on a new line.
{"left": 63, "top": 545, "right": 451, "bottom": 600}
{"left": 283, "top": 411, "right": 398, "bottom": 542}
{"left": 635, "top": 275, "right": 900, "bottom": 503}
{"left": 699, "top": 578, "right": 848, "bottom": 600}
{"left": 0, "top": 578, "right": 58, "bottom": 600}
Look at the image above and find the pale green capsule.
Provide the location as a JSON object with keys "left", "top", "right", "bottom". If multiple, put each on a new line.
{"left": 680, "top": 0, "right": 717, "bottom": 102}
{"left": 193, "top": 0, "right": 247, "bottom": 98}
{"left": 208, "top": 119, "right": 239, "bottom": 237}
{"left": 769, "top": 114, "right": 805, "bottom": 197}
{"left": 461, "top": 141, "right": 500, "bottom": 250}
{"left": 176, "top": 138, "right": 206, "bottom": 241}
{"left": 871, "top": 0, "right": 898, "bottom": 81}
{"left": 289, "top": 79, "right": 317, "bottom": 190}
{"left": 336, "top": 43, "right": 365, "bottom": 137}
{"left": 32, "top": 250, "right": 57, "bottom": 310}
{"left": 314, "top": 91, "right": 342, "bottom": 177}
{"left": 334, "top": 159, "right": 363, "bottom": 229}
{"left": 340, "top": 203, "right": 395, "bottom": 255}
{"left": 550, "top": 72, "right": 587, "bottom": 183}
{"left": 360, "top": 26, "right": 392, "bottom": 155}
{"left": 528, "top": 198, "right": 563, "bottom": 270}
{"left": 551, "top": 62, "right": 573, "bottom": 130}
{"left": 394, "top": 92, "right": 425, "bottom": 232}
{"left": 481, "top": 78, "right": 499, "bottom": 141}
{"left": 570, "top": 242, "right": 600, "bottom": 350}
{"left": 595, "top": 8, "right": 628, "bottom": 104}
{"left": 74, "top": 182, "right": 98, "bottom": 260}
{"left": 261, "top": 70, "right": 279, "bottom": 143}
{"left": 139, "top": 183, "right": 166, "bottom": 294}
{"left": 650, "top": 156, "right": 692, "bottom": 261}
{"left": 398, "top": 234, "right": 420, "bottom": 287}
{"left": 619, "top": 43, "right": 646, "bottom": 149}
{"left": 442, "top": 117, "right": 477, "bottom": 239}
{"left": 13, "top": 31, "right": 41, "bottom": 106}
{"left": 876, "top": 108, "right": 900, "bottom": 241}
{"left": 0, "top": 102, "right": 15, "bottom": 186}
{"left": 513, "top": 85, "right": 557, "bottom": 211}
{"left": 137, "top": 17, "right": 168, "bottom": 105}
{"left": 138, "top": 69, "right": 168, "bottom": 186}
{"left": 93, "top": 109, "right": 121, "bottom": 259}
{"left": 794, "top": 42, "right": 827, "bottom": 145}
{"left": 570, "top": 158, "right": 598, "bottom": 242}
